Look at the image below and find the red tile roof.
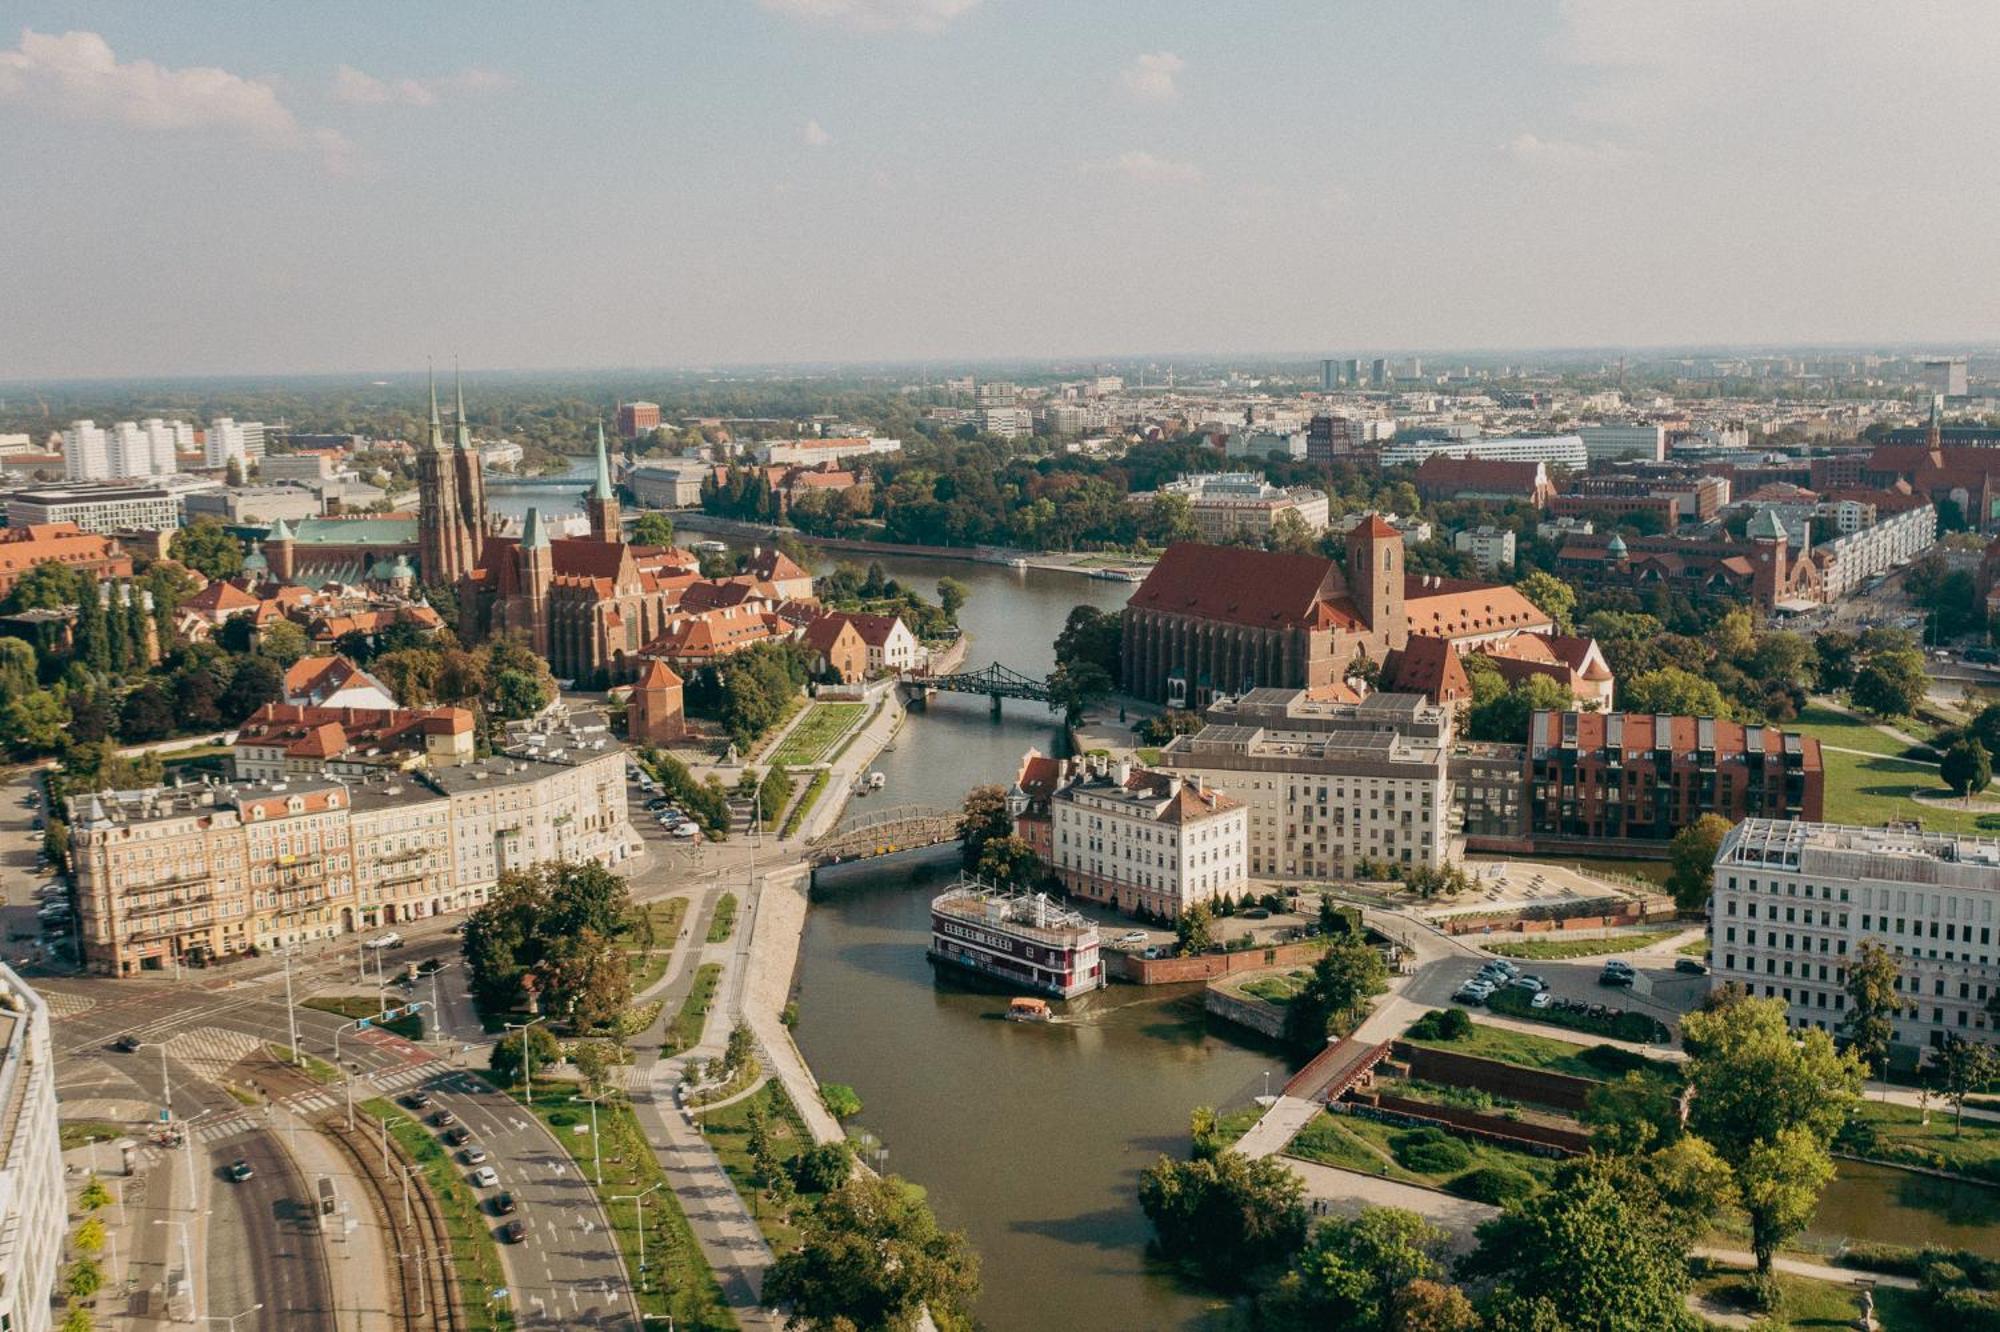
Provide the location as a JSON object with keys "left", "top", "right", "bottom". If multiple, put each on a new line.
{"left": 1127, "top": 543, "right": 1342, "bottom": 630}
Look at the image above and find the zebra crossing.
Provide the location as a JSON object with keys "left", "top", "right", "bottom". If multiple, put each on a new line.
{"left": 124, "top": 1055, "right": 445, "bottom": 1165}
{"left": 161, "top": 1026, "right": 265, "bottom": 1081}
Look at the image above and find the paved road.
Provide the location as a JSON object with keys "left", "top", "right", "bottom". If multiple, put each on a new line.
{"left": 207, "top": 1128, "right": 334, "bottom": 1329}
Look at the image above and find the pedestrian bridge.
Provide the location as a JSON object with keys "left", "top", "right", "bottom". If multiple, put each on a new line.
{"left": 900, "top": 662, "right": 1053, "bottom": 714}
{"left": 809, "top": 804, "right": 960, "bottom": 866}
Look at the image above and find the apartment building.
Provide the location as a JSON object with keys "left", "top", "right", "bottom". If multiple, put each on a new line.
{"left": 68, "top": 721, "right": 635, "bottom": 976}
{"left": 206, "top": 418, "right": 268, "bottom": 468}
{"left": 1137, "top": 472, "right": 1331, "bottom": 542}
{"left": 1577, "top": 423, "right": 1667, "bottom": 462}
{"left": 1048, "top": 759, "right": 1247, "bottom": 920}
{"left": 1452, "top": 525, "right": 1516, "bottom": 576}
{"left": 1711, "top": 819, "right": 2000, "bottom": 1053}
{"left": 1380, "top": 434, "right": 1587, "bottom": 469}
{"left": 1812, "top": 496, "right": 1937, "bottom": 600}
{"left": 0, "top": 964, "right": 64, "bottom": 1332}
{"left": 1157, "top": 689, "right": 1453, "bottom": 879}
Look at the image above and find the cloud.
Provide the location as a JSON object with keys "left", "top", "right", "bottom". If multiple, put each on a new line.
{"left": 332, "top": 64, "right": 508, "bottom": 108}
{"left": 757, "top": 0, "right": 980, "bottom": 32}
{"left": 801, "top": 118, "right": 832, "bottom": 147}
{"left": 1093, "top": 149, "right": 1202, "bottom": 186}
{"left": 1503, "top": 132, "right": 1633, "bottom": 168}
{"left": 1120, "top": 52, "right": 1185, "bottom": 102}
{"left": 0, "top": 29, "right": 354, "bottom": 172}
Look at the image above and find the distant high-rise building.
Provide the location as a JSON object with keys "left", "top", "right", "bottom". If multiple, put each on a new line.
{"left": 1343, "top": 358, "right": 1361, "bottom": 386}
{"left": 206, "top": 418, "right": 267, "bottom": 469}
{"left": 1370, "top": 357, "right": 1388, "bottom": 389}
{"left": 1925, "top": 358, "right": 1969, "bottom": 397}
{"left": 1319, "top": 358, "right": 1339, "bottom": 391}
{"left": 616, "top": 401, "right": 661, "bottom": 439}
{"left": 61, "top": 420, "right": 110, "bottom": 481}
{"left": 1407, "top": 357, "right": 1423, "bottom": 379}
{"left": 106, "top": 421, "right": 179, "bottom": 479}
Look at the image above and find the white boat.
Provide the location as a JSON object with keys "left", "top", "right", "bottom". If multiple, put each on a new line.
{"left": 867, "top": 771, "right": 886, "bottom": 790}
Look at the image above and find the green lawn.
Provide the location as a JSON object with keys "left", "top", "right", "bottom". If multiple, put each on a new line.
{"left": 1287, "top": 1111, "right": 1561, "bottom": 1193}
{"left": 1787, "top": 702, "right": 1926, "bottom": 757}
{"left": 707, "top": 893, "right": 739, "bottom": 944}
{"left": 665, "top": 964, "right": 723, "bottom": 1055}
{"left": 59, "top": 1120, "right": 125, "bottom": 1151}
{"left": 363, "top": 1098, "right": 515, "bottom": 1331}
{"left": 1820, "top": 749, "right": 1987, "bottom": 835}
{"left": 1239, "top": 970, "right": 1310, "bottom": 1004}
{"left": 768, "top": 704, "right": 865, "bottom": 768}
{"left": 1691, "top": 1270, "right": 1930, "bottom": 1331}
{"left": 619, "top": 898, "right": 687, "bottom": 995}
{"left": 695, "top": 1079, "right": 826, "bottom": 1253}
{"left": 503, "top": 1087, "right": 734, "bottom": 1330}
{"left": 304, "top": 993, "right": 424, "bottom": 1040}
{"left": 1403, "top": 1015, "right": 1675, "bottom": 1082}
{"left": 1678, "top": 936, "right": 1711, "bottom": 957}
{"left": 1483, "top": 929, "right": 1680, "bottom": 961}
{"left": 1840, "top": 1100, "right": 2000, "bottom": 1185}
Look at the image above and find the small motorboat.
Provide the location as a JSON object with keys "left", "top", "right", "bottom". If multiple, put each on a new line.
{"left": 1005, "top": 997, "right": 1053, "bottom": 1023}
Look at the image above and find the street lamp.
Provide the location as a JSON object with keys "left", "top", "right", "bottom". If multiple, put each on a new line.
{"left": 503, "top": 1016, "right": 547, "bottom": 1104}
{"left": 611, "top": 1182, "right": 664, "bottom": 1294}
{"left": 205, "top": 1303, "right": 264, "bottom": 1330}
{"left": 426, "top": 959, "right": 453, "bottom": 1043}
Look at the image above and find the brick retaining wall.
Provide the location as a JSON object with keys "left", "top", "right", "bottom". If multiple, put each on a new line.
{"left": 1353, "top": 1092, "right": 1590, "bottom": 1155}
{"left": 1391, "top": 1041, "right": 1599, "bottom": 1114}
{"left": 1108, "top": 938, "right": 1327, "bottom": 985}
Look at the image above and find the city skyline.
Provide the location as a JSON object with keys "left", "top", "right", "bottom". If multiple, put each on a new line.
{"left": 7, "top": 2, "right": 2000, "bottom": 378}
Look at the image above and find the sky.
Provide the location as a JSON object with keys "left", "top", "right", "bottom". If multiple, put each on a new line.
{"left": 4, "top": 1, "right": 2000, "bottom": 378}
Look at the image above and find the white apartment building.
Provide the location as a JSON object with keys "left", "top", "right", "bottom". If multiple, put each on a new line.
{"left": 206, "top": 418, "right": 268, "bottom": 468}
{"left": 1380, "top": 434, "right": 1588, "bottom": 469}
{"left": 0, "top": 964, "right": 64, "bottom": 1332}
{"left": 1049, "top": 760, "right": 1248, "bottom": 920}
{"left": 1158, "top": 690, "right": 1454, "bottom": 879}
{"left": 981, "top": 407, "right": 1034, "bottom": 439}
{"left": 61, "top": 420, "right": 110, "bottom": 481}
{"left": 1814, "top": 501, "right": 1937, "bottom": 601}
{"left": 2, "top": 479, "right": 211, "bottom": 533}
{"left": 1226, "top": 429, "right": 1308, "bottom": 462}
{"left": 1136, "top": 472, "right": 1331, "bottom": 542}
{"left": 1452, "top": 525, "right": 1517, "bottom": 576}
{"left": 627, "top": 461, "right": 711, "bottom": 509}
{"left": 1577, "top": 423, "right": 1667, "bottom": 462}
{"left": 1711, "top": 819, "right": 2000, "bottom": 1055}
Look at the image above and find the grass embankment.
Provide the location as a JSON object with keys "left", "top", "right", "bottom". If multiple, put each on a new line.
{"left": 1238, "top": 970, "right": 1311, "bottom": 1005}
{"left": 618, "top": 897, "right": 688, "bottom": 995}
{"left": 305, "top": 994, "right": 424, "bottom": 1040}
{"left": 1841, "top": 1100, "right": 2000, "bottom": 1184}
{"left": 1815, "top": 745, "right": 1989, "bottom": 837}
{"left": 707, "top": 894, "right": 739, "bottom": 944}
{"left": 1288, "top": 1111, "right": 1562, "bottom": 1194}
{"left": 500, "top": 1084, "right": 734, "bottom": 1331}
{"left": 1481, "top": 929, "right": 1680, "bottom": 961}
{"left": 665, "top": 964, "right": 723, "bottom": 1056}
{"left": 1493, "top": 855, "right": 1670, "bottom": 888}
{"left": 1691, "top": 1270, "right": 1928, "bottom": 1331}
{"left": 768, "top": 703, "right": 865, "bottom": 768}
{"left": 697, "top": 1079, "right": 823, "bottom": 1252}
{"left": 780, "top": 770, "right": 831, "bottom": 839}
{"left": 59, "top": 1120, "right": 125, "bottom": 1151}
{"left": 1402, "top": 1016, "right": 1677, "bottom": 1083}
{"left": 362, "top": 1097, "right": 514, "bottom": 1331}
{"left": 1787, "top": 702, "right": 1929, "bottom": 757}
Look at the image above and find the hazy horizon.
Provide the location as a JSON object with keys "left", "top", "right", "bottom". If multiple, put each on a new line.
{"left": 8, "top": 2, "right": 2000, "bottom": 378}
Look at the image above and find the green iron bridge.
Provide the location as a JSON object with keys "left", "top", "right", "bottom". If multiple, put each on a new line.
{"left": 901, "top": 662, "right": 1053, "bottom": 715}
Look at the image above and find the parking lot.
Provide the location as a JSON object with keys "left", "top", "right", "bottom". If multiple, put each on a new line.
{"left": 1446, "top": 934, "right": 1711, "bottom": 1044}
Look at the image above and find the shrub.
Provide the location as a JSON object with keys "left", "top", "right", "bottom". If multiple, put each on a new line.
{"left": 1580, "top": 1044, "right": 1651, "bottom": 1076}
{"left": 1835, "top": 1242, "right": 1925, "bottom": 1278}
{"left": 1404, "top": 1007, "right": 1471, "bottom": 1041}
{"left": 1389, "top": 1127, "right": 1473, "bottom": 1175}
{"left": 1449, "top": 1165, "right": 1539, "bottom": 1205}
{"left": 821, "top": 1083, "right": 863, "bottom": 1120}
{"left": 790, "top": 1141, "right": 854, "bottom": 1194}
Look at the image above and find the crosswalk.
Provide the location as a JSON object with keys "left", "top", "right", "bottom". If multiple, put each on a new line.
{"left": 162, "top": 1026, "right": 264, "bottom": 1082}
{"left": 126, "top": 1056, "right": 446, "bottom": 1164}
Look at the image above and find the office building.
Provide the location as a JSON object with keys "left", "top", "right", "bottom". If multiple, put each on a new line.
{"left": 1711, "top": 819, "right": 2000, "bottom": 1051}
{"left": 1319, "top": 358, "right": 1339, "bottom": 391}
{"left": 1925, "top": 359, "right": 1969, "bottom": 398}
{"left": 1577, "top": 423, "right": 1668, "bottom": 462}
{"left": 616, "top": 401, "right": 662, "bottom": 438}
{"left": 756, "top": 437, "right": 903, "bottom": 466}
{"left": 1308, "top": 414, "right": 1363, "bottom": 464}
{"left": 1047, "top": 757, "right": 1247, "bottom": 920}
{"left": 68, "top": 714, "right": 637, "bottom": 976}
{"left": 0, "top": 964, "right": 63, "bottom": 1332}
{"left": 980, "top": 407, "right": 1034, "bottom": 439}
{"left": 1135, "top": 472, "right": 1330, "bottom": 542}
{"left": 1370, "top": 358, "right": 1388, "bottom": 388}
{"left": 206, "top": 419, "right": 267, "bottom": 468}
{"left": 183, "top": 483, "right": 324, "bottom": 527}
{"left": 626, "top": 461, "right": 713, "bottom": 508}
{"left": 2, "top": 480, "right": 206, "bottom": 534}
{"left": 1157, "top": 689, "right": 1452, "bottom": 878}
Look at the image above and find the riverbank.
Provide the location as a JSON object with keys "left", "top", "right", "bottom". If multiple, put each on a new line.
{"left": 668, "top": 510, "right": 1156, "bottom": 584}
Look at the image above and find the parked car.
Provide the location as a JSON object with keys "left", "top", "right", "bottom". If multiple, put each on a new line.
{"left": 1486, "top": 958, "right": 1521, "bottom": 978}
{"left": 1242, "top": 908, "right": 1271, "bottom": 920}
{"left": 113, "top": 1034, "right": 142, "bottom": 1053}
{"left": 500, "top": 1220, "right": 527, "bottom": 1244}
{"left": 1454, "top": 981, "right": 1494, "bottom": 1005}
{"left": 431, "top": 1109, "right": 457, "bottom": 1128}
{"left": 1115, "top": 931, "right": 1148, "bottom": 946}
{"left": 1508, "top": 975, "right": 1547, "bottom": 994}
{"left": 469, "top": 1166, "right": 498, "bottom": 1188}
{"left": 672, "top": 824, "right": 698, "bottom": 839}
{"left": 1529, "top": 991, "right": 1555, "bottom": 1009}
{"left": 1598, "top": 965, "right": 1635, "bottom": 987}
{"left": 228, "top": 1159, "right": 255, "bottom": 1182}
{"left": 368, "top": 932, "right": 403, "bottom": 950}
{"left": 462, "top": 1146, "right": 489, "bottom": 1167}
{"left": 1674, "top": 957, "right": 1708, "bottom": 975}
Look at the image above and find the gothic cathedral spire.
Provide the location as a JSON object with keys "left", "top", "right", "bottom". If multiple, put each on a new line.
{"left": 586, "top": 418, "right": 621, "bottom": 543}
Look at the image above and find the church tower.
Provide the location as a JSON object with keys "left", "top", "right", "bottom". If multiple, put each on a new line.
{"left": 452, "top": 366, "right": 489, "bottom": 563}
{"left": 517, "top": 506, "right": 553, "bottom": 658}
{"left": 1748, "top": 507, "right": 1789, "bottom": 611}
{"left": 585, "top": 420, "right": 621, "bottom": 543}
{"left": 418, "top": 367, "right": 474, "bottom": 584}
{"left": 1346, "top": 514, "right": 1407, "bottom": 652}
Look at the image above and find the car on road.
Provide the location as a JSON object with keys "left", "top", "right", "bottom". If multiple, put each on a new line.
{"left": 431, "top": 1109, "right": 456, "bottom": 1128}
{"left": 1242, "top": 907, "right": 1271, "bottom": 920}
{"left": 1674, "top": 957, "right": 1708, "bottom": 975}
{"left": 1598, "top": 963, "right": 1635, "bottom": 987}
{"left": 469, "top": 1165, "right": 498, "bottom": 1188}
{"left": 402, "top": 1091, "right": 432, "bottom": 1110}
{"left": 1530, "top": 991, "right": 1555, "bottom": 1010}
{"left": 416, "top": 958, "right": 445, "bottom": 975}
{"left": 461, "top": 1146, "right": 488, "bottom": 1166}
{"left": 499, "top": 1219, "right": 527, "bottom": 1244}
{"left": 442, "top": 1126, "right": 470, "bottom": 1147}
{"left": 1508, "top": 974, "right": 1548, "bottom": 994}
{"left": 1482, "top": 958, "right": 1521, "bottom": 978}
{"left": 492, "top": 1191, "right": 517, "bottom": 1216}
{"left": 113, "top": 1034, "right": 142, "bottom": 1053}
{"left": 368, "top": 932, "right": 403, "bottom": 950}
{"left": 1115, "top": 931, "right": 1148, "bottom": 946}
{"left": 228, "top": 1159, "right": 255, "bottom": 1182}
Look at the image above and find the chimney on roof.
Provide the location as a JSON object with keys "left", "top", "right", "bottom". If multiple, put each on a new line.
{"left": 1113, "top": 758, "right": 1132, "bottom": 786}
{"left": 1164, "top": 775, "right": 1181, "bottom": 799}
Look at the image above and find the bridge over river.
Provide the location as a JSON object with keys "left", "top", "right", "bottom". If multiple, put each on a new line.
{"left": 901, "top": 662, "right": 1053, "bottom": 716}
{"left": 809, "top": 803, "right": 960, "bottom": 867}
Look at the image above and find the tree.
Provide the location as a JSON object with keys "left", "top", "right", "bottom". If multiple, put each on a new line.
{"left": 66, "top": 1256, "right": 103, "bottom": 1301}
{"left": 1174, "top": 902, "right": 1215, "bottom": 956}
{"left": 1942, "top": 738, "right": 1993, "bottom": 801}
{"left": 1681, "top": 995, "right": 1863, "bottom": 1273}
{"left": 72, "top": 1215, "right": 106, "bottom": 1257}
{"left": 5, "top": 558, "right": 85, "bottom": 612}
{"left": 789, "top": 1140, "right": 854, "bottom": 1194}
{"left": 220, "top": 656, "right": 281, "bottom": 723}
{"left": 1274, "top": 1206, "right": 1451, "bottom": 1330}
{"left": 820, "top": 1083, "right": 862, "bottom": 1120}
{"left": 491, "top": 668, "right": 548, "bottom": 721}
{"left": 78, "top": 1175, "right": 113, "bottom": 1212}
{"left": 1851, "top": 648, "right": 1928, "bottom": 719}
{"left": 1930, "top": 1035, "right": 1997, "bottom": 1135}
{"left": 935, "top": 577, "right": 967, "bottom": 623}
{"left": 1623, "top": 667, "right": 1731, "bottom": 719}
{"left": 488, "top": 1023, "right": 561, "bottom": 1086}
{"left": 1284, "top": 934, "right": 1389, "bottom": 1053}
{"left": 168, "top": 519, "right": 245, "bottom": 580}
{"left": 957, "top": 784, "right": 1013, "bottom": 871}
{"left": 173, "top": 666, "right": 224, "bottom": 729}
{"left": 1137, "top": 1150, "right": 1309, "bottom": 1286}
{"left": 974, "top": 834, "right": 1040, "bottom": 891}
{"left": 1388, "top": 1279, "right": 1479, "bottom": 1332}
{"left": 60, "top": 1308, "right": 93, "bottom": 1332}
{"left": 3, "top": 690, "right": 66, "bottom": 754}
{"left": 1046, "top": 660, "right": 1111, "bottom": 724}
{"left": 1052, "top": 604, "right": 1122, "bottom": 677}
{"left": 1464, "top": 672, "right": 1573, "bottom": 744}
{"left": 1462, "top": 1163, "right": 1695, "bottom": 1332}
{"left": 534, "top": 929, "right": 632, "bottom": 1031}
{"left": 631, "top": 512, "right": 676, "bottom": 546}
{"left": 260, "top": 619, "right": 309, "bottom": 667}
{"left": 763, "top": 1174, "right": 980, "bottom": 1332}
{"left": 568, "top": 1039, "right": 616, "bottom": 1095}
{"left": 1582, "top": 1070, "right": 1684, "bottom": 1154}
{"left": 757, "top": 765, "right": 794, "bottom": 827}
{"left": 1840, "top": 939, "right": 1900, "bottom": 1082}
{"left": 116, "top": 682, "right": 175, "bottom": 743}
{"left": 1666, "top": 814, "right": 1733, "bottom": 912}
{"left": 1513, "top": 571, "right": 1576, "bottom": 634}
